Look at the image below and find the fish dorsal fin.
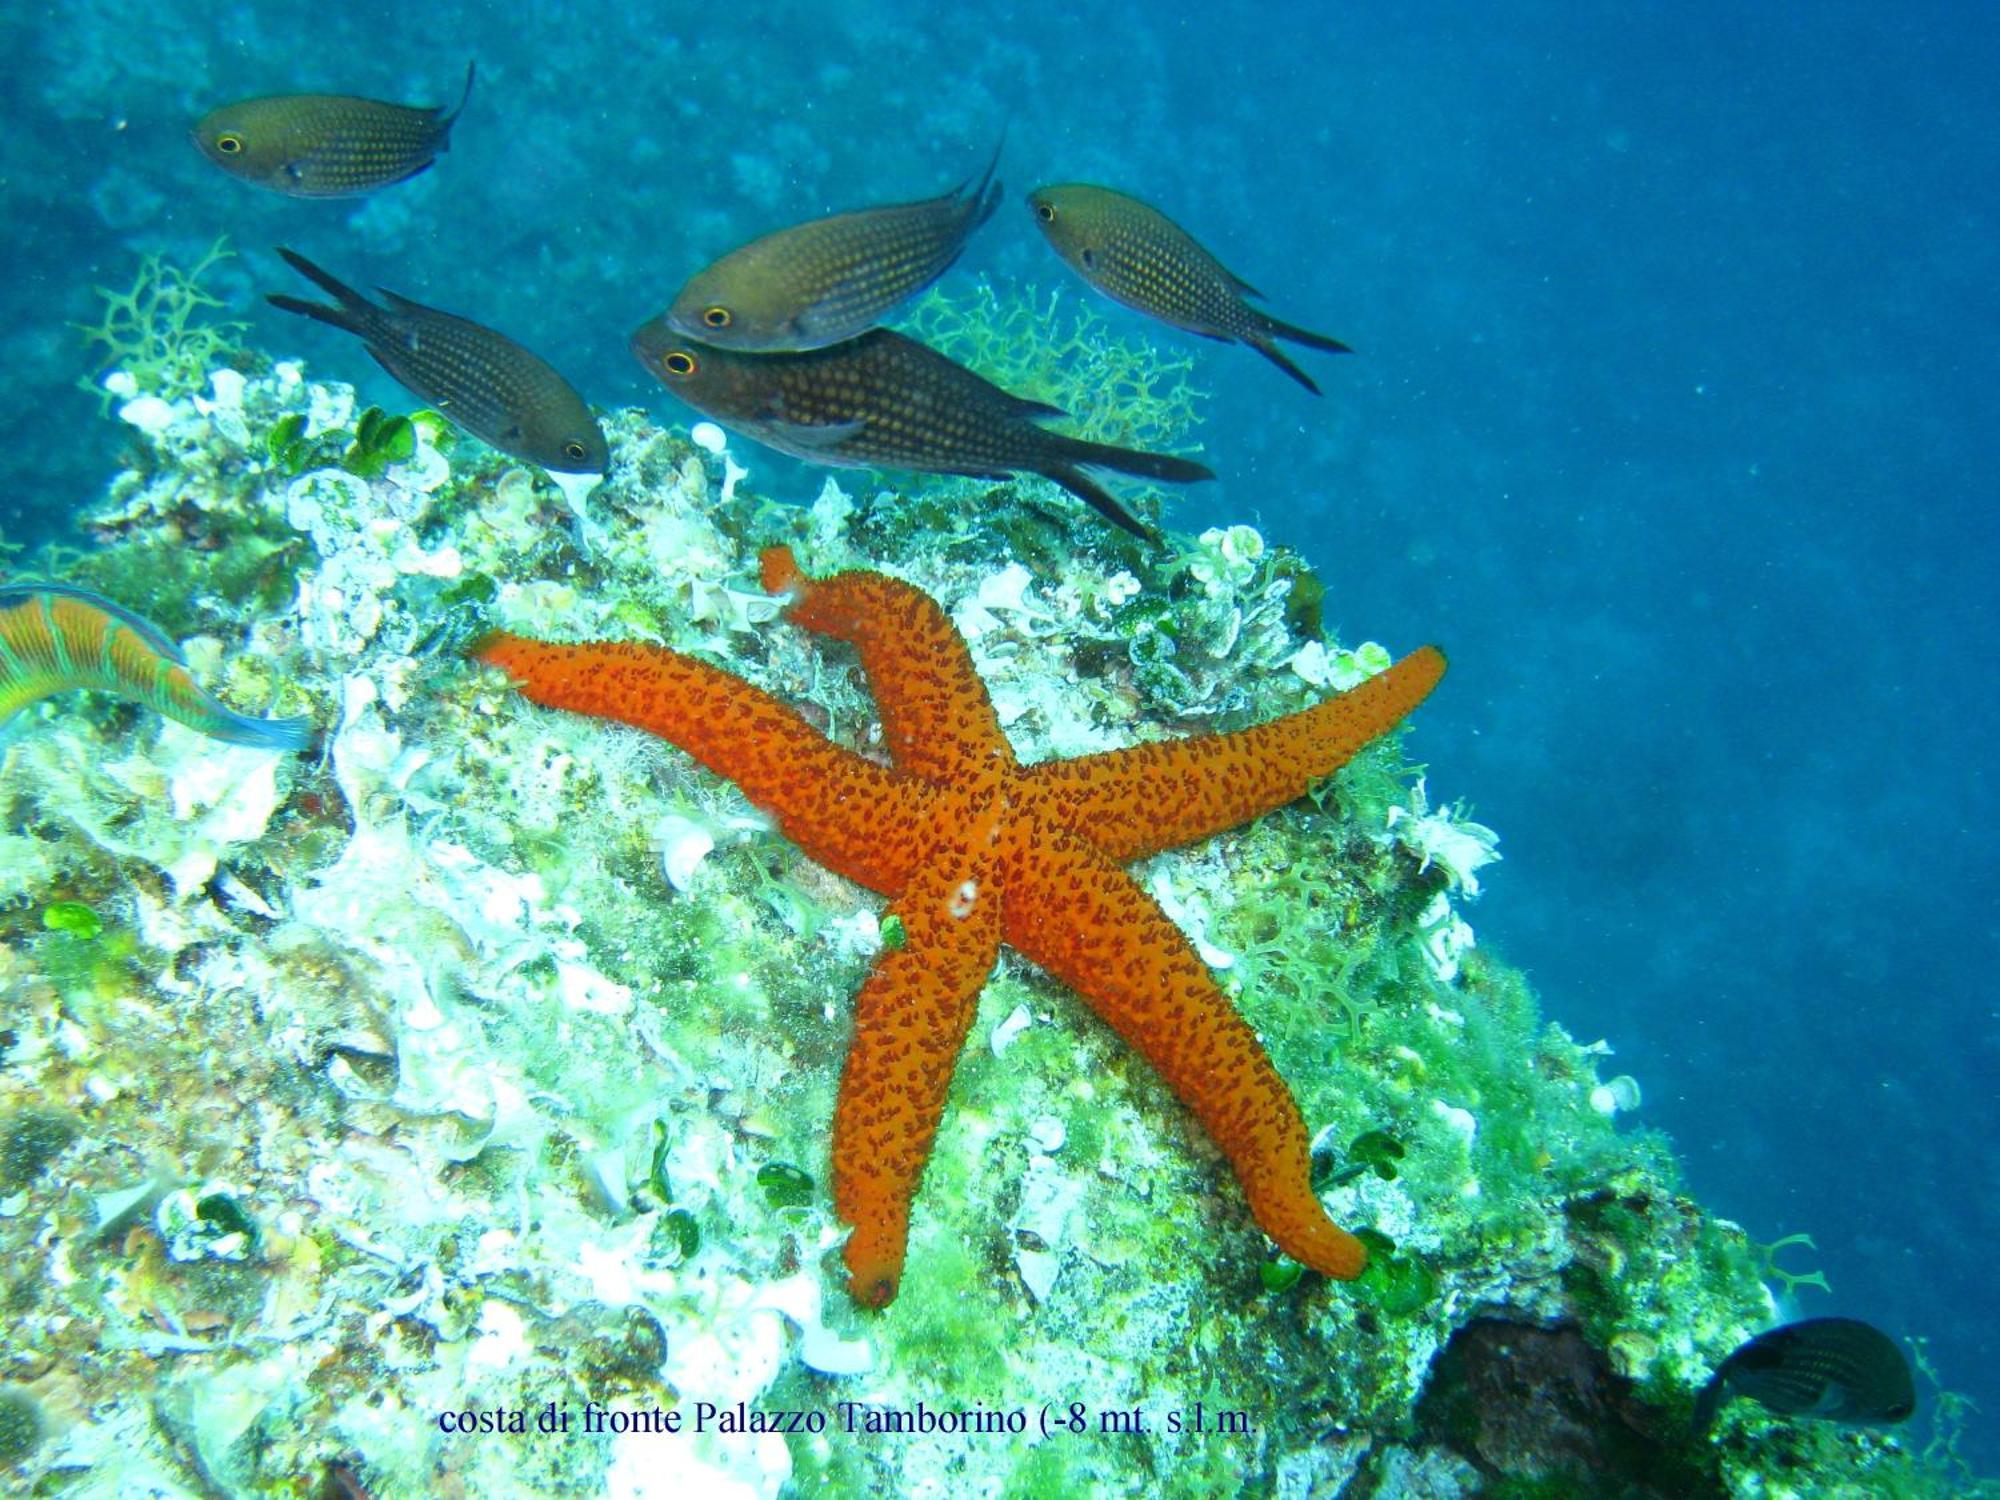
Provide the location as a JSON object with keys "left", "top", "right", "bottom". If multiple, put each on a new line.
{"left": 437, "top": 61, "right": 476, "bottom": 129}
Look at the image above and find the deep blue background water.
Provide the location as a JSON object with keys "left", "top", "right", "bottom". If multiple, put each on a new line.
{"left": 5, "top": 0, "right": 1994, "bottom": 1470}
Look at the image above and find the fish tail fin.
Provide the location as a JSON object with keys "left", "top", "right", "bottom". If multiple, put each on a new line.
{"left": 1055, "top": 436, "right": 1216, "bottom": 489}
{"left": 438, "top": 60, "right": 476, "bottom": 134}
{"left": 205, "top": 709, "right": 316, "bottom": 753}
{"left": 969, "top": 122, "right": 1008, "bottom": 228}
{"left": 1241, "top": 331, "right": 1325, "bottom": 395}
{"left": 1260, "top": 312, "right": 1353, "bottom": 356}
{"left": 265, "top": 294, "right": 364, "bottom": 336}
{"left": 1038, "top": 465, "right": 1158, "bottom": 542}
{"left": 269, "top": 249, "right": 381, "bottom": 336}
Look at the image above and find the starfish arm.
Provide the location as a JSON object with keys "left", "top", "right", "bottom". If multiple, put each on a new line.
{"left": 834, "top": 823, "right": 1004, "bottom": 1307}
{"left": 1025, "top": 645, "right": 1446, "bottom": 863}
{"left": 471, "top": 634, "right": 928, "bottom": 895}
{"left": 762, "top": 546, "right": 1014, "bottom": 783}
{"left": 1001, "top": 815, "right": 1366, "bottom": 1279}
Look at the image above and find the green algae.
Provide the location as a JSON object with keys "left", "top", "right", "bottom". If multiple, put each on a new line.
{"left": 74, "top": 237, "right": 247, "bottom": 411}
{"left": 902, "top": 278, "right": 1207, "bottom": 454}
{"left": 40, "top": 899, "right": 103, "bottom": 939}
{"left": 340, "top": 407, "right": 418, "bottom": 479}
{"left": 756, "top": 1161, "right": 815, "bottom": 1211}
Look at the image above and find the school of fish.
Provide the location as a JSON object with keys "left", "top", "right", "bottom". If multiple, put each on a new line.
{"left": 180, "top": 66, "right": 1356, "bottom": 532}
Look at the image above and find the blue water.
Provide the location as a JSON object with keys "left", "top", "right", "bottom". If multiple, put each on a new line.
{"left": 6, "top": 0, "right": 1994, "bottom": 1471}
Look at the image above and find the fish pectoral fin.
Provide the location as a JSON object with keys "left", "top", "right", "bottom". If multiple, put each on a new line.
{"left": 769, "top": 417, "right": 868, "bottom": 449}
{"left": 787, "top": 306, "right": 835, "bottom": 344}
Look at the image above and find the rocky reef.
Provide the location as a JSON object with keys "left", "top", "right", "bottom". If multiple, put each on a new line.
{"left": 0, "top": 316, "right": 1985, "bottom": 1497}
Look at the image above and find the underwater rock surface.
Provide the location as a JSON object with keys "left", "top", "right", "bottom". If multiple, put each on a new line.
{"left": 0, "top": 351, "right": 1976, "bottom": 1497}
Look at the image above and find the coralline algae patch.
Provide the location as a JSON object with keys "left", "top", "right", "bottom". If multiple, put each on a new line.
{"left": 0, "top": 362, "right": 1942, "bottom": 1498}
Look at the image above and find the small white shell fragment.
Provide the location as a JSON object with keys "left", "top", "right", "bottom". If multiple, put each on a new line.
{"left": 1028, "top": 1117, "right": 1067, "bottom": 1154}
{"left": 118, "top": 394, "right": 178, "bottom": 435}
{"left": 824, "top": 908, "right": 882, "bottom": 959}
{"left": 465, "top": 1299, "right": 529, "bottom": 1374}
{"left": 1016, "top": 1247, "right": 1061, "bottom": 1303}
{"left": 1430, "top": 1099, "right": 1478, "bottom": 1146}
{"left": 216, "top": 870, "right": 278, "bottom": 919}
{"left": 206, "top": 367, "right": 247, "bottom": 411}
{"left": 799, "top": 1324, "right": 875, "bottom": 1377}
{"left": 1147, "top": 868, "right": 1234, "bottom": 970}
{"left": 690, "top": 421, "right": 728, "bottom": 455}
{"left": 991, "top": 1003, "right": 1034, "bottom": 1057}
{"left": 581, "top": 1145, "right": 631, "bottom": 1216}
{"left": 754, "top": 1272, "right": 875, "bottom": 1377}
{"left": 655, "top": 814, "right": 718, "bottom": 893}
{"left": 1589, "top": 1074, "right": 1643, "bottom": 1117}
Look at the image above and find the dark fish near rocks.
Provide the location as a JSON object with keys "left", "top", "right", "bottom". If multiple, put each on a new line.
{"left": 1694, "top": 1317, "right": 1915, "bottom": 1434}
{"left": 630, "top": 322, "right": 1209, "bottom": 539}
{"left": 192, "top": 63, "right": 475, "bottom": 198}
{"left": 1028, "top": 182, "right": 1351, "bottom": 395}
{"left": 268, "top": 249, "right": 607, "bottom": 474}
{"left": 662, "top": 140, "right": 1005, "bottom": 351}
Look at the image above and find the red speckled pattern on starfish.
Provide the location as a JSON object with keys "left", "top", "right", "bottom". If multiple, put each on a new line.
{"left": 472, "top": 547, "right": 1446, "bottom": 1307}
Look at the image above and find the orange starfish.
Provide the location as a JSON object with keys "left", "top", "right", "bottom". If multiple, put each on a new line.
{"left": 472, "top": 548, "right": 1445, "bottom": 1307}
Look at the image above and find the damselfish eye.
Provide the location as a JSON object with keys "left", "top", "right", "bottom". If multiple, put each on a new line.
{"left": 564, "top": 441, "right": 588, "bottom": 462}
{"left": 702, "top": 306, "right": 731, "bottom": 329}
{"left": 1034, "top": 202, "right": 1056, "bottom": 223}
{"left": 217, "top": 133, "right": 244, "bottom": 154}
{"left": 663, "top": 351, "right": 697, "bottom": 377}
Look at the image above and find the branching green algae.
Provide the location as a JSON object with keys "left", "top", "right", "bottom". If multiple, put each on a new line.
{"left": 0, "top": 322, "right": 1989, "bottom": 1497}
{"left": 75, "top": 239, "right": 248, "bottom": 413}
